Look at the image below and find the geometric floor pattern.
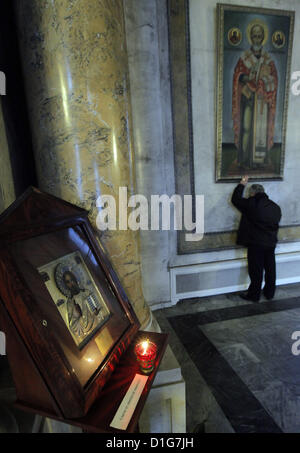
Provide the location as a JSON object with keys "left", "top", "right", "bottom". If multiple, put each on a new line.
{"left": 155, "top": 283, "right": 300, "bottom": 433}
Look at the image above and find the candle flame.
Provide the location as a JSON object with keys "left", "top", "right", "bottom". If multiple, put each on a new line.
{"left": 141, "top": 340, "right": 149, "bottom": 355}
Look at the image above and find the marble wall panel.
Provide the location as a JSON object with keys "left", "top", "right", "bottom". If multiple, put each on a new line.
{"left": 0, "top": 99, "right": 15, "bottom": 213}
{"left": 190, "top": 0, "right": 300, "bottom": 238}
{"left": 124, "top": 0, "right": 176, "bottom": 305}
{"left": 13, "top": 0, "right": 150, "bottom": 326}
{"left": 169, "top": 0, "right": 300, "bottom": 253}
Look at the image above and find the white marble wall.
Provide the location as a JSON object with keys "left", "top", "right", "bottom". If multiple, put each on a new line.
{"left": 125, "top": 0, "right": 300, "bottom": 308}
{"left": 190, "top": 0, "right": 300, "bottom": 233}
{"left": 124, "top": 0, "right": 176, "bottom": 305}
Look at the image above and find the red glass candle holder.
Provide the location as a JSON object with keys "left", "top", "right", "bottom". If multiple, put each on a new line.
{"left": 135, "top": 340, "right": 158, "bottom": 374}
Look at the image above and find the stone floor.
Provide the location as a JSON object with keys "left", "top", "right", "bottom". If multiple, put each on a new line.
{"left": 154, "top": 282, "right": 300, "bottom": 433}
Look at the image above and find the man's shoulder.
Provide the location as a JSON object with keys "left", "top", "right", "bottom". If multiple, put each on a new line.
{"left": 263, "top": 197, "right": 282, "bottom": 220}
{"left": 259, "top": 195, "right": 280, "bottom": 208}
{"left": 266, "top": 196, "right": 280, "bottom": 207}
{"left": 270, "top": 199, "right": 281, "bottom": 212}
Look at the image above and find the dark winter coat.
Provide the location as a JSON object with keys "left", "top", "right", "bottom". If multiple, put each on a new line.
{"left": 231, "top": 184, "right": 281, "bottom": 248}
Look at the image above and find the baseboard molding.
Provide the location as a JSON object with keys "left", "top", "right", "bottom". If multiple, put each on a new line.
{"left": 162, "top": 250, "right": 300, "bottom": 309}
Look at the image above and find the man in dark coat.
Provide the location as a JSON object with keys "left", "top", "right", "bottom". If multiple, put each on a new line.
{"left": 231, "top": 175, "right": 281, "bottom": 302}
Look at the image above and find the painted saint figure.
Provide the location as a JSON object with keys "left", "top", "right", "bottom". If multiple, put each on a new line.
{"left": 63, "top": 270, "right": 98, "bottom": 338}
{"left": 275, "top": 33, "right": 283, "bottom": 45}
{"left": 273, "top": 32, "right": 284, "bottom": 47}
{"left": 229, "top": 28, "right": 241, "bottom": 45}
{"left": 232, "top": 23, "right": 278, "bottom": 169}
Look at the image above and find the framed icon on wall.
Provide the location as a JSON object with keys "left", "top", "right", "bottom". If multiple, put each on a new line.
{"left": 216, "top": 4, "right": 294, "bottom": 181}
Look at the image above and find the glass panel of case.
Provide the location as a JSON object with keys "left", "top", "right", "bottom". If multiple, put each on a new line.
{"left": 10, "top": 225, "right": 131, "bottom": 387}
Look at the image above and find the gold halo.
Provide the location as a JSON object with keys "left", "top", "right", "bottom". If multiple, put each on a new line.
{"left": 246, "top": 19, "right": 268, "bottom": 46}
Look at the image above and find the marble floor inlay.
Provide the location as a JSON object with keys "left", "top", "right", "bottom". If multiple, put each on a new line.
{"left": 155, "top": 284, "right": 300, "bottom": 433}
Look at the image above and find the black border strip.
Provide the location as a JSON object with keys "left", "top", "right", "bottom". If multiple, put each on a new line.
{"left": 169, "top": 296, "right": 300, "bottom": 326}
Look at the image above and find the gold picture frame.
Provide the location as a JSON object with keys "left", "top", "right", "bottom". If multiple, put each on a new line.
{"left": 216, "top": 3, "right": 294, "bottom": 182}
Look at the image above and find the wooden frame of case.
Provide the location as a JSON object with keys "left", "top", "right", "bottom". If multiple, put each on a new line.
{"left": 0, "top": 187, "right": 140, "bottom": 420}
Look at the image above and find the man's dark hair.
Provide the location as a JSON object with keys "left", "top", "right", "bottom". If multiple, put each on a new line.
{"left": 249, "top": 184, "right": 265, "bottom": 196}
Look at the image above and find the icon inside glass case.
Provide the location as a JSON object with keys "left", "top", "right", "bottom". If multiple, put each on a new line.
{"left": 38, "top": 251, "right": 111, "bottom": 348}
